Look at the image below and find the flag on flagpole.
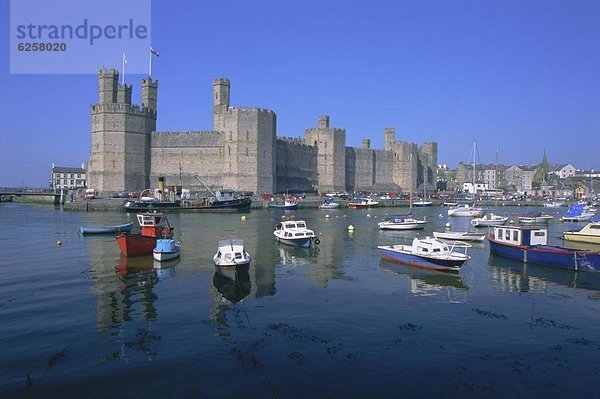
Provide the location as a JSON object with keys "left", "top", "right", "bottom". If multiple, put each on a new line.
{"left": 149, "top": 47, "right": 159, "bottom": 76}
{"left": 122, "top": 52, "right": 127, "bottom": 85}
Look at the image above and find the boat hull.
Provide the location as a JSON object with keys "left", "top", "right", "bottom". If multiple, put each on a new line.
{"left": 378, "top": 247, "right": 463, "bottom": 271}
{"left": 433, "top": 232, "right": 486, "bottom": 242}
{"left": 320, "top": 203, "right": 340, "bottom": 209}
{"left": 117, "top": 234, "right": 160, "bottom": 257}
{"left": 213, "top": 256, "right": 252, "bottom": 267}
{"left": 153, "top": 248, "right": 181, "bottom": 262}
{"left": 80, "top": 222, "right": 133, "bottom": 235}
{"left": 562, "top": 232, "right": 600, "bottom": 245}
{"left": 489, "top": 238, "right": 600, "bottom": 272}
{"left": 378, "top": 222, "right": 427, "bottom": 230}
{"left": 123, "top": 198, "right": 251, "bottom": 212}
{"left": 275, "top": 236, "right": 314, "bottom": 248}
{"left": 268, "top": 203, "right": 298, "bottom": 209}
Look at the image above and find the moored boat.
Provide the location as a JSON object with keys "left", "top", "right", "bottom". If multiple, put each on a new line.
{"left": 153, "top": 238, "right": 181, "bottom": 261}
{"left": 488, "top": 225, "right": 600, "bottom": 272}
{"left": 471, "top": 213, "right": 508, "bottom": 227}
{"left": 447, "top": 204, "right": 484, "bottom": 217}
{"left": 433, "top": 231, "right": 486, "bottom": 242}
{"left": 268, "top": 200, "right": 298, "bottom": 209}
{"left": 213, "top": 239, "right": 252, "bottom": 266}
{"left": 412, "top": 200, "right": 433, "bottom": 207}
{"left": 562, "top": 218, "right": 600, "bottom": 245}
{"left": 319, "top": 198, "right": 340, "bottom": 209}
{"left": 518, "top": 212, "right": 554, "bottom": 225}
{"left": 274, "top": 220, "right": 320, "bottom": 247}
{"left": 117, "top": 212, "right": 174, "bottom": 257}
{"left": 378, "top": 237, "right": 471, "bottom": 272}
{"left": 80, "top": 222, "right": 133, "bottom": 235}
{"left": 378, "top": 213, "right": 427, "bottom": 230}
{"left": 348, "top": 198, "right": 379, "bottom": 209}
{"left": 560, "top": 204, "right": 596, "bottom": 222}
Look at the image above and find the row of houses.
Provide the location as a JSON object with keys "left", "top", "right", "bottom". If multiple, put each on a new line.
{"left": 438, "top": 161, "right": 597, "bottom": 199}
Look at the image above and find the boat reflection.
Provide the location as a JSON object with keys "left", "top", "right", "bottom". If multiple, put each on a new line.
{"left": 489, "top": 254, "right": 600, "bottom": 293}
{"left": 277, "top": 245, "right": 319, "bottom": 266}
{"left": 213, "top": 265, "right": 251, "bottom": 304}
{"left": 379, "top": 259, "right": 469, "bottom": 295}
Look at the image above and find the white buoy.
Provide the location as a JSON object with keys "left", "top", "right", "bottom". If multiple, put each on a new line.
{"left": 348, "top": 225, "right": 355, "bottom": 231}
{"left": 367, "top": 214, "right": 371, "bottom": 218}
{"left": 240, "top": 215, "right": 246, "bottom": 221}
{"left": 325, "top": 214, "right": 330, "bottom": 218}
{"left": 56, "top": 240, "right": 62, "bottom": 246}
{"left": 438, "top": 213, "right": 443, "bottom": 218}
{"left": 281, "top": 215, "right": 286, "bottom": 220}
{"left": 445, "top": 223, "right": 451, "bottom": 229}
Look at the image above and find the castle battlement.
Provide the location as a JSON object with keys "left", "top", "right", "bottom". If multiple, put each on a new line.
{"left": 228, "top": 106, "right": 276, "bottom": 115}
{"left": 98, "top": 67, "right": 118, "bottom": 76}
{"left": 91, "top": 103, "right": 157, "bottom": 116}
{"left": 151, "top": 130, "right": 224, "bottom": 147}
{"left": 277, "top": 136, "right": 316, "bottom": 149}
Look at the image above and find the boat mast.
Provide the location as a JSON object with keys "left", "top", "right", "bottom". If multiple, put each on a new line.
{"left": 472, "top": 140, "right": 476, "bottom": 201}
{"left": 194, "top": 175, "right": 217, "bottom": 197}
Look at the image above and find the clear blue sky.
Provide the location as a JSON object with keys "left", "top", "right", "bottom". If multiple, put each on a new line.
{"left": 1, "top": 0, "right": 599, "bottom": 187}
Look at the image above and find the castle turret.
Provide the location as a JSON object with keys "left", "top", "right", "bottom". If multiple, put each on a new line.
{"left": 384, "top": 127, "right": 395, "bottom": 151}
{"left": 98, "top": 67, "right": 118, "bottom": 104}
{"left": 213, "top": 78, "right": 230, "bottom": 132}
{"left": 362, "top": 139, "right": 370, "bottom": 149}
{"left": 141, "top": 77, "right": 158, "bottom": 111}
{"left": 116, "top": 83, "right": 132, "bottom": 104}
{"left": 318, "top": 115, "right": 329, "bottom": 129}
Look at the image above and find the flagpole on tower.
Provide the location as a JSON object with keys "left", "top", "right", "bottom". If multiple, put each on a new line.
{"left": 149, "top": 48, "right": 152, "bottom": 77}
{"left": 122, "top": 52, "right": 127, "bottom": 85}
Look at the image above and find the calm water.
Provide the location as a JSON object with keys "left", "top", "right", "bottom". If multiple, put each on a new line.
{"left": 2, "top": 203, "right": 600, "bottom": 398}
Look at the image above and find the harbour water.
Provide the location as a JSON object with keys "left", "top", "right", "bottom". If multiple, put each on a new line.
{"left": 2, "top": 203, "right": 600, "bottom": 398}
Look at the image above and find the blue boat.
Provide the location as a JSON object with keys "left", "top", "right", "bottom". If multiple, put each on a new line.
{"left": 153, "top": 238, "right": 181, "bottom": 262}
{"left": 378, "top": 237, "right": 471, "bottom": 272}
{"left": 488, "top": 225, "right": 600, "bottom": 272}
{"left": 560, "top": 203, "right": 596, "bottom": 222}
{"left": 79, "top": 222, "right": 133, "bottom": 235}
{"left": 268, "top": 200, "right": 298, "bottom": 209}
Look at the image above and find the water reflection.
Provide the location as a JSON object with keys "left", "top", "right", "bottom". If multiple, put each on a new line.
{"left": 277, "top": 245, "right": 319, "bottom": 266}
{"left": 213, "top": 265, "right": 251, "bottom": 304}
{"left": 489, "top": 254, "right": 600, "bottom": 293}
{"left": 379, "top": 259, "right": 469, "bottom": 296}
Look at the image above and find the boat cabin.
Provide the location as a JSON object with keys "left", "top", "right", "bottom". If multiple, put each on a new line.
{"left": 492, "top": 226, "right": 547, "bottom": 247}
{"left": 412, "top": 237, "right": 450, "bottom": 255}
{"left": 216, "top": 239, "right": 246, "bottom": 263}
{"left": 137, "top": 212, "right": 172, "bottom": 237}
{"left": 275, "top": 220, "right": 314, "bottom": 238}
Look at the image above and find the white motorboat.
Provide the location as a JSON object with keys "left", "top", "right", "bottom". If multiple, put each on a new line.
{"left": 412, "top": 200, "right": 433, "bottom": 207}
{"left": 471, "top": 213, "right": 508, "bottom": 227}
{"left": 433, "top": 231, "right": 486, "bottom": 242}
{"left": 562, "top": 218, "right": 600, "bottom": 244}
{"left": 447, "top": 204, "right": 484, "bottom": 217}
{"left": 319, "top": 198, "right": 340, "bottom": 209}
{"left": 378, "top": 214, "right": 427, "bottom": 230}
{"left": 518, "top": 212, "right": 554, "bottom": 225}
{"left": 153, "top": 238, "right": 181, "bottom": 261}
{"left": 213, "top": 239, "right": 251, "bottom": 266}
{"left": 274, "top": 220, "right": 320, "bottom": 247}
{"left": 378, "top": 237, "right": 471, "bottom": 271}
{"left": 544, "top": 201, "right": 564, "bottom": 208}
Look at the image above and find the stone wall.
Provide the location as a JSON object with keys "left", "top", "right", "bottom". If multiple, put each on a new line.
{"left": 276, "top": 137, "right": 317, "bottom": 193}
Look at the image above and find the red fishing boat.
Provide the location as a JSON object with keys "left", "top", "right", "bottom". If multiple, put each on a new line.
{"left": 117, "top": 212, "right": 173, "bottom": 257}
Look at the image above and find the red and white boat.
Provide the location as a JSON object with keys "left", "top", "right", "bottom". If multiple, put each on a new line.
{"left": 348, "top": 198, "right": 379, "bottom": 209}
{"left": 117, "top": 212, "right": 174, "bottom": 257}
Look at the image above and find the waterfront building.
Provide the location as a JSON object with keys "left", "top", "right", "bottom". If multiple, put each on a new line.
{"left": 86, "top": 68, "right": 437, "bottom": 195}
{"left": 50, "top": 163, "right": 87, "bottom": 191}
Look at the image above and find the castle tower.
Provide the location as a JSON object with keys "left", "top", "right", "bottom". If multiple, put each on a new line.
{"left": 141, "top": 77, "right": 158, "bottom": 110}
{"left": 419, "top": 142, "right": 438, "bottom": 192}
{"left": 97, "top": 67, "right": 118, "bottom": 104}
{"left": 305, "top": 115, "right": 346, "bottom": 193}
{"left": 384, "top": 127, "right": 395, "bottom": 151}
{"left": 362, "top": 139, "right": 370, "bottom": 149}
{"left": 213, "top": 78, "right": 230, "bottom": 132}
{"left": 87, "top": 69, "right": 157, "bottom": 193}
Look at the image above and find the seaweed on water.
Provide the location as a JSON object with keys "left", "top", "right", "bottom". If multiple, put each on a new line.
{"left": 472, "top": 308, "right": 507, "bottom": 319}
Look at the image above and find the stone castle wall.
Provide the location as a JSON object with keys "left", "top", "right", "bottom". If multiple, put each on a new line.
{"left": 87, "top": 68, "right": 437, "bottom": 195}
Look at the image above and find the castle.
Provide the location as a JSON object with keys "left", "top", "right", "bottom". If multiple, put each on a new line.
{"left": 87, "top": 68, "right": 438, "bottom": 195}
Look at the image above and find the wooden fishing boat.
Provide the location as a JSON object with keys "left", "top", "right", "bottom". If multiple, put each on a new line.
{"left": 117, "top": 212, "right": 174, "bottom": 257}
{"left": 80, "top": 222, "right": 133, "bottom": 235}
{"left": 488, "top": 225, "right": 600, "bottom": 272}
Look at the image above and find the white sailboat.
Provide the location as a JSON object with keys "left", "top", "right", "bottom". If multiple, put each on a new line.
{"left": 449, "top": 140, "right": 484, "bottom": 218}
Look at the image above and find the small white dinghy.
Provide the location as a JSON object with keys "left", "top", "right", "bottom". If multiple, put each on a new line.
{"left": 433, "top": 231, "right": 486, "bottom": 242}
{"left": 153, "top": 238, "right": 181, "bottom": 261}
{"left": 213, "top": 239, "right": 252, "bottom": 266}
